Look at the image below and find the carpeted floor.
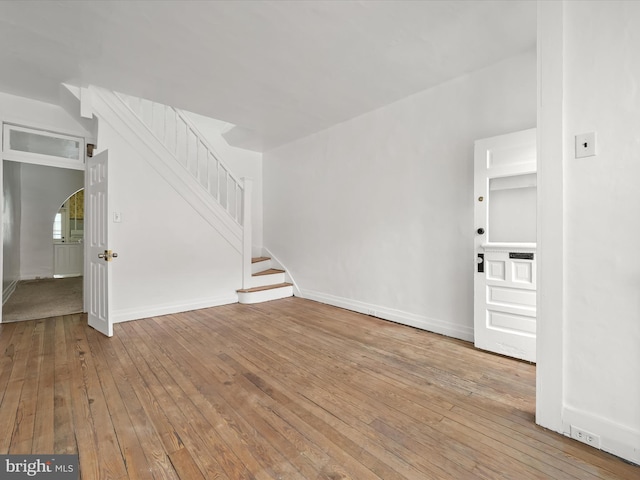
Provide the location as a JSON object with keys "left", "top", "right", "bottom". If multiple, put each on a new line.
{"left": 2, "top": 277, "right": 83, "bottom": 322}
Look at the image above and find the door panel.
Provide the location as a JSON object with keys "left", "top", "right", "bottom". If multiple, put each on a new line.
{"left": 86, "top": 150, "right": 112, "bottom": 337}
{"left": 474, "top": 129, "right": 536, "bottom": 362}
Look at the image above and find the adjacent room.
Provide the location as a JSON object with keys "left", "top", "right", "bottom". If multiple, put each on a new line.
{"left": 2, "top": 160, "right": 85, "bottom": 322}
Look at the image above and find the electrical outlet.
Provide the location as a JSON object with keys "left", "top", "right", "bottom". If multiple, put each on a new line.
{"left": 570, "top": 425, "right": 601, "bottom": 448}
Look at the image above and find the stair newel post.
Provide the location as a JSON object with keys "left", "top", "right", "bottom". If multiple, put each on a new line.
{"left": 242, "top": 177, "right": 253, "bottom": 290}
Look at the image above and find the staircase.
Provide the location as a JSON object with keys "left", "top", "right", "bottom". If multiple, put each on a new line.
{"left": 237, "top": 257, "right": 293, "bottom": 304}
{"left": 115, "top": 91, "right": 245, "bottom": 227}
{"left": 89, "top": 87, "right": 294, "bottom": 304}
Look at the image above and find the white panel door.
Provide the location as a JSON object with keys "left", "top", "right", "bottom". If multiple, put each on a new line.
{"left": 86, "top": 150, "right": 113, "bottom": 337}
{"left": 474, "top": 129, "right": 537, "bottom": 362}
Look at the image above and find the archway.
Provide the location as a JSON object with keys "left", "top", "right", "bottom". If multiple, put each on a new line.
{"left": 53, "top": 188, "right": 84, "bottom": 277}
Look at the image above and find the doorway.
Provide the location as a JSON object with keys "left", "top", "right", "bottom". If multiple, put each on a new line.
{"left": 473, "top": 128, "right": 537, "bottom": 362}
{"left": 1, "top": 161, "right": 85, "bottom": 322}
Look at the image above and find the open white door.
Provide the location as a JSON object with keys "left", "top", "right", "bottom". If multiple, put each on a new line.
{"left": 86, "top": 150, "right": 114, "bottom": 337}
{"left": 474, "top": 129, "right": 537, "bottom": 362}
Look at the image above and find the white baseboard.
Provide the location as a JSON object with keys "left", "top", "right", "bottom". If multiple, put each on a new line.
{"left": 563, "top": 405, "right": 640, "bottom": 466}
{"left": 20, "top": 275, "right": 54, "bottom": 281}
{"left": 111, "top": 294, "right": 239, "bottom": 324}
{"left": 299, "top": 289, "right": 474, "bottom": 342}
{"left": 2, "top": 280, "right": 18, "bottom": 306}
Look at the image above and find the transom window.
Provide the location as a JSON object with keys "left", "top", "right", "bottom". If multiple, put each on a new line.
{"left": 2, "top": 124, "right": 85, "bottom": 170}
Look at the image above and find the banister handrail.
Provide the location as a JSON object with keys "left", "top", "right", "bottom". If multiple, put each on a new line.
{"left": 174, "top": 108, "right": 243, "bottom": 187}
{"left": 114, "top": 92, "right": 245, "bottom": 226}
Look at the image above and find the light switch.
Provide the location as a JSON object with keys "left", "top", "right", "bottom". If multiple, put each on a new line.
{"left": 113, "top": 212, "right": 122, "bottom": 223}
{"left": 575, "top": 132, "right": 596, "bottom": 158}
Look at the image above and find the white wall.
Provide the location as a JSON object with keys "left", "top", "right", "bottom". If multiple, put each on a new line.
{"left": 2, "top": 161, "right": 22, "bottom": 298}
{"left": 0, "top": 90, "right": 94, "bottom": 139}
{"left": 561, "top": 0, "right": 640, "bottom": 464}
{"left": 97, "top": 121, "right": 242, "bottom": 322}
{"left": 19, "top": 164, "right": 83, "bottom": 279}
{"left": 182, "top": 111, "right": 264, "bottom": 253}
{"left": 264, "top": 50, "right": 536, "bottom": 340}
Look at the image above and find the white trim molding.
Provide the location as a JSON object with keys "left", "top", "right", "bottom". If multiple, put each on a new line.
{"left": 481, "top": 242, "right": 536, "bottom": 253}
{"left": 2, "top": 123, "right": 86, "bottom": 170}
{"left": 111, "top": 294, "right": 239, "bottom": 324}
{"left": 300, "top": 288, "right": 474, "bottom": 342}
{"left": 536, "top": 0, "right": 565, "bottom": 435}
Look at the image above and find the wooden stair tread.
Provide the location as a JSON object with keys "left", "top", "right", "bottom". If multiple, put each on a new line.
{"left": 253, "top": 268, "right": 285, "bottom": 276}
{"left": 237, "top": 282, "right": 292, "bottom": 293}
{"left": 252, "top": 256, "right": 270, "bottom": 263}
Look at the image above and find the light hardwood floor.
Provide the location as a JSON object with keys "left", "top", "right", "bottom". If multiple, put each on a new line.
{"left": 0, "top": 297, "right": 637, "bottom": 479}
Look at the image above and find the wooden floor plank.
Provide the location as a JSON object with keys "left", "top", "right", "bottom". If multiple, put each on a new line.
{"left": 32, "top": 318, "right": 56, "bottom": 453}
{"left": 174, "top": 310, "right": 390, "bottom": 480}
{"left": 195, "top": 308, "right": 453, "bottom": 480}
{"left": 0, "top": 321, "right": 21, "bottom": 403}
{"left": 119, "top": 321, "right": 231, "bottom": 480}
{"left": 126, "top": 319, "right": 256, "bottom": 480}
{"left": 9, "top": 319, "right": 45, "bottom": 454}
{"left": 234, "top": 305, "right": 603, "bottom": 479}
{"left": 168, "top": 447, "right": 207, "bottom": 480}
{"left": 168, "top": 311, "right": 327, "bottom": 479}
{"left": 65, "top": 315, "right": 127, "bottom": 480}
{"left": 199, "top": 306, "right": 517, "bottom": 479}
{"left": 83, "top": 326, "right": 159, "bottom": 480}
{"left": 0, "top": 319, "right": 33, "bottom": 453}
{"left": 148, "top": 314, "right": 305, "bottom": 480}
{"left": 53, "top": 314, "right": 77, "bottom": 454}
{"left": 0, "top": 298, "right": 637, "bottom": 480}
{"left": 206, "top": 305, "right": 510, "bottom": 477}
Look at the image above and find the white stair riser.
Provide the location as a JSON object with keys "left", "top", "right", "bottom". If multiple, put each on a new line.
{"left": 238, "top": 286, "right": 293, "bottom": 304}
{"left": 249, "top": 273, "right": 286, "bottom": 288}
{"left": 251, "top": 260, "right": 272, "bottom": 274}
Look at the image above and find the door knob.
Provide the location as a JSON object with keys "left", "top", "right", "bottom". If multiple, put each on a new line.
{"left": 477, "top": 228, "right": 485, "bottom": 235}
{"left": 98, "top": 250, "right": 118, "bottom": 262}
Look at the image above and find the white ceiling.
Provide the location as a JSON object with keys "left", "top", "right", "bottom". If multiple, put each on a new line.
{"left": 0, "top": 1, "right": 536, "bottom": 151}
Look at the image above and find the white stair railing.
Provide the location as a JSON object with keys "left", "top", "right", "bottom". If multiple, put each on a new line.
{"left": 112, "top": 91, "right": 255, "bottom": 289}
{"left": 115, "top": 93, "right": 244, "bottom": 226}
